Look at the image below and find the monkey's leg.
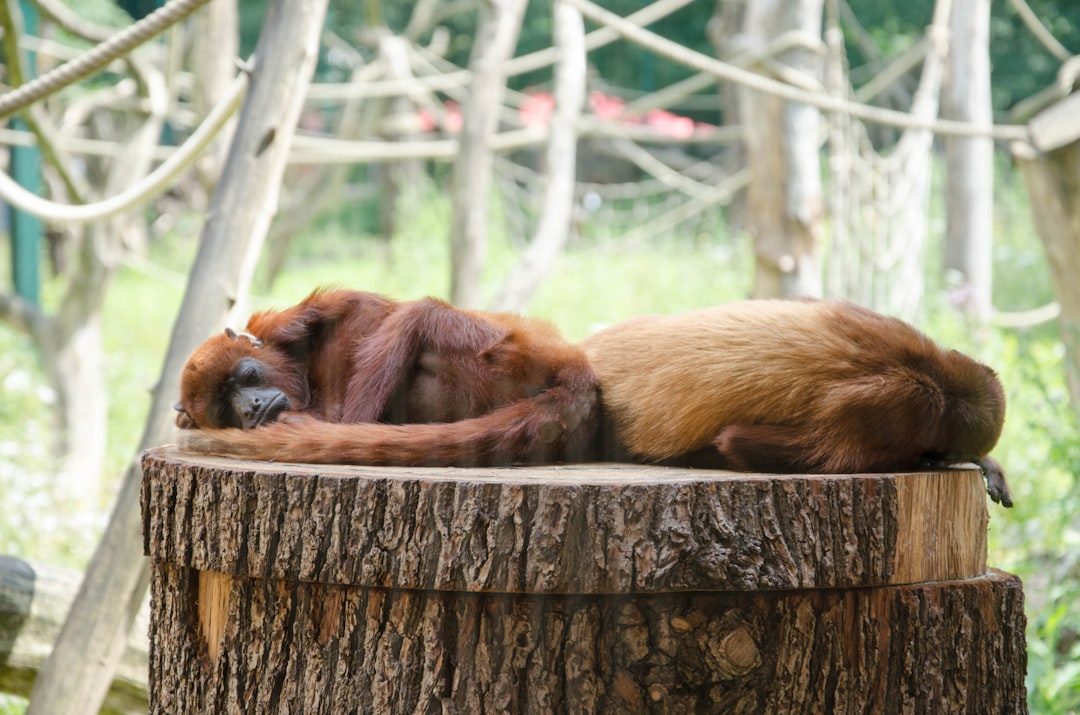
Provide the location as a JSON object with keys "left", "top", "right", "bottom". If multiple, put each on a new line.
{"left": 710, "top": 424, "right": 818, "bottom": 473}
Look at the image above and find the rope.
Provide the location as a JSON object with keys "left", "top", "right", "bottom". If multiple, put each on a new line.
{"left": 0, "top": 72, "right": 246, "bottom": 223}
{"left": 1008, "top": 0, "right": 1072, "bottom": 62}
{"left": 0, "top": 0, "right": 213, "bottom": 119}
{"left": 563, "top": 0, "right": 1031, "bottom": 143}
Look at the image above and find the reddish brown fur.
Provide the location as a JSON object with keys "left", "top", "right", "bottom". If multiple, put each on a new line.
{"left": 174, "top": 288, "right": 601, "bottom": 465}
{"left": 175, "top": 295, "right": 1011, "bottom": 504}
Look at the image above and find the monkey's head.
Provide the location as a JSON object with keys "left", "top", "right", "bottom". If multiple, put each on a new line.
{"left": 934, "top": 353, "right": 1007, "bottom": 463}
{"left": 174, "top": 328, "right": 308, "bottom": 430}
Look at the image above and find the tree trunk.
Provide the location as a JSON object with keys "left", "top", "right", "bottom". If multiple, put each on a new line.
{"left": 738, "top": 0, "right": 824, "bottom": 299}
{"left": 1014, "top": 113, "right": 1080, "bottom": 410}
{"left": 141, "top": 448, "right": 1027, "bottom": 713}
{"left": 52, "top": 61, "right": 168, "bottom": 501}
{"left": 943, "top": 0, "right": 993, "bottom": 321}
{"left": 490, "top": 0, "right": 586, "bottom": 312}
{"left": 24, "top": 1, "right": 329, "bottom": 713}
{"left": 189, "top": 0, "right": 239, "bottom": 189}
{"left": 377, "top": 34, "right": 424, "bottom": 243}
{"left": 710, "top": 0, "right": 748, "bottom": 237}
{"left": 48, "top": 310, "right": 107, "bottom": 502}
{"left": 448, "top": 0, "right": 527, "bottom": 308}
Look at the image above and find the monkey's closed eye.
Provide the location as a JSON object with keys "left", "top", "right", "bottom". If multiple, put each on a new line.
{"left": 174, "top": 402, "right": 197, "bottom": 430}
{"left": 233, "top": 357, "right": 266, "bottom": 386}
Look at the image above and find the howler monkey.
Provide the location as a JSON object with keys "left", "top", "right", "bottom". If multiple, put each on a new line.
{"left": 579, "top": 299, "right": 1010, "bottom": 505}
{"left": 175, "top": 294, "right": 1011, "bottom": 506}
{"left": 173, "top": 288, "right": 600, "bottom": 465}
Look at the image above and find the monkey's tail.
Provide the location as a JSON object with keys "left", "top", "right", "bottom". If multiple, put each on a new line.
{"left": 177, "top": 373, "right": 600, "bottom": 467}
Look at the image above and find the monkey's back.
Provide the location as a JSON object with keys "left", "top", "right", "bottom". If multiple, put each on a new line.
{"left": 580, "top": 299, "right": 984, "bottom": 462}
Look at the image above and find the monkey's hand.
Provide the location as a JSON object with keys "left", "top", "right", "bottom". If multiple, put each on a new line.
{"left": 978, "top": 456, "right": 1012, "bottom": 508}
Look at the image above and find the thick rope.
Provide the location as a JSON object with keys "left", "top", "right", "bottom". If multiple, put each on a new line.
{"left": 0, "top": 0, "right": 212, "bottom": 119}
{"left": 564, "top": 0, "right": 1031, "bottom": 143}
{"left": 0, "top": 72, "right": 246, "bottom": 223}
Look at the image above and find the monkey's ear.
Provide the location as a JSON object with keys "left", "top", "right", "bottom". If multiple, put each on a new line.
{"left": 224, "top": 326, "right": 264, "bottom": 348}
{"left": 174, "top": 402, "right": 197, "bottom": 430}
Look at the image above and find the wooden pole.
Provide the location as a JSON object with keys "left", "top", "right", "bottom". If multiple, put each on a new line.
{"left": 448, "top": 0, "right": 527, "bottom": 308}
{"left": 141, "top": 449, "right": 1027, "bottom": 713}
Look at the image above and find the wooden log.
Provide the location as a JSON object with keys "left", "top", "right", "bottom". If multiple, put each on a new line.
{"left": 141, "top": 447, "right": 1026, "bottom": 713}
{"left": 0, "top": 556, "right": 148, "bottom": 714}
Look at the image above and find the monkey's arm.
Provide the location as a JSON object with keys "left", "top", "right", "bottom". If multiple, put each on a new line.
{"left": 340, "top": 298, "right": 507, "bottom": 424}
{"left": 245, "top": 289, "right": 392, "bottom": 352}
{"left": 179, "top": 360, "right": 600, "bottom": 467}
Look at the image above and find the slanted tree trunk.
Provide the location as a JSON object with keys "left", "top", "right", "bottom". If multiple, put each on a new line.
{"left": 142, "top": 449, "right": 1027, "bottom": 713}
{"left": 490, "top": 0, "right": 585, "bottom": 312}
{"left": 943, "top": 0, "right": 993, "bottom": 321}
{"left": 448, "top": 0, "right": 527, "bottom": 308}
{"left": 738, "top": 0, "right": 824, "bottom": 299}
{"left": 24, "top": 1, "right": 329, "bottom": 713}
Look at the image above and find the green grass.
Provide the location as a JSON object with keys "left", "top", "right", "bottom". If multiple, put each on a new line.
{"left": 0, "top": 170, "right": 1078, "bottom": 712}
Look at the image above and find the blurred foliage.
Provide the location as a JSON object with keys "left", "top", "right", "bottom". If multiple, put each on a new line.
{"left": 231, "top": 0, "right": 1080, "bottom": 117}
{"left": 841, "top": 0, "right": 1080, "bottom": 114}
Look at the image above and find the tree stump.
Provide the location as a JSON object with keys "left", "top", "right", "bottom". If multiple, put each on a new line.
{"left": 140, "top": 447, "right": 1027, "bottom": 713}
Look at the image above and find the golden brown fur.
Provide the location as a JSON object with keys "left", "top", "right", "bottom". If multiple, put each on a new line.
{"left": 580, "top": 299, "right": 1009, "bottom": 503}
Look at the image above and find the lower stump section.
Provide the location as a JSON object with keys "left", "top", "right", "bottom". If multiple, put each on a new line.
{"left": 149, "top": 565, "right": 1026, "bottom": 714}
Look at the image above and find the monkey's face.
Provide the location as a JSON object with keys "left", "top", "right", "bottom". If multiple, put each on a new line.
{"left": 174, "top": 330, "right": 297, "bottom": 430}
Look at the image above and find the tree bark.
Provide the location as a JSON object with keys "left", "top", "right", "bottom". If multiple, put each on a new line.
{"left": 943, "top": 0, "right": 993, "bottom": 321}
{"left": 141, "top": 449, "right": 1026, "bottom": 713}
{"left": 0, "top": 556, "right": 148, "bottom": 714}
{"left": 448, "top": 0, "right": 527, "bottom": 308}
{"left": 490, "top": 0, "right": 586, "bottom": 312}
{"left": 24, "top": 1, "right": 329, "bottom": 713}
{"left": 142, "top": 448, "right": 992, "bottom": 593}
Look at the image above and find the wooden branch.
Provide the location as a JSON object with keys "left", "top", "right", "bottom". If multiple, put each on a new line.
{"left": 448, "top": 0, "right": 527, "bottom": 308}
{"left": 0, "top": 291, "right": 49, "bottom": 343}
{"left": 0, "top": 556, "right": 148, "bottom": 714}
